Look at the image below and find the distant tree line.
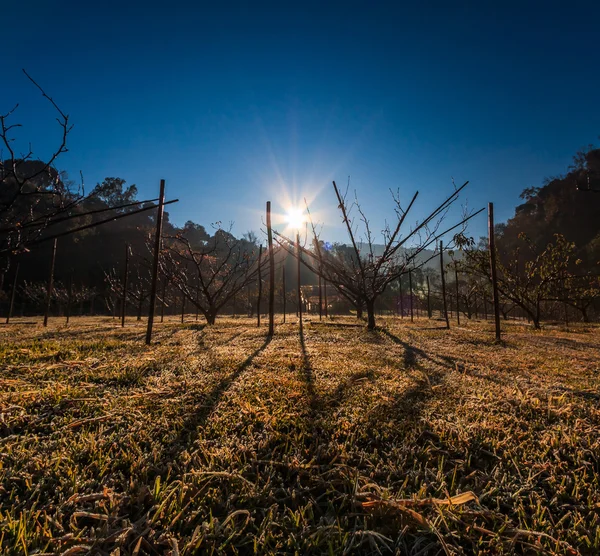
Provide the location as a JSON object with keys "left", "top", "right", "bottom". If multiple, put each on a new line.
{"left": 2, "top": 68, "right": 599, "bottom": 327}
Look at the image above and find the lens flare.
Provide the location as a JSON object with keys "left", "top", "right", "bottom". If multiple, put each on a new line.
{"left": 285, "top": 207, "right": 305, "bottom": 230}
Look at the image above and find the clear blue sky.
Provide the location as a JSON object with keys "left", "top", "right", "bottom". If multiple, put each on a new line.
{"left": 3, "top": 1, "right": 599, "bottom": 244}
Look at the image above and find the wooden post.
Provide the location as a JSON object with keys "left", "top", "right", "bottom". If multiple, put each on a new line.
{"left": 454, "top": 265, "right": 460, "bottom": 326}
{"left": 257, "top": 245, "right": 263, "bottom": 327}
{"left": 6, "top": 262, "right": 19, "bottom": 324}
{"left": 43, "top": 238, "right": 58, "bottom": 327}
{"left": 318, "top": 275, "right": 323, "bottom": 321}
{"left": 160, "top": 277, "right": 166, "bottom": 323}
{"left": 563, "top": 273, "right": 569, "bottom": 329}
{"left": 409, "top": 270, "right": 414, "bottom": 322}
{"left": 121, "top": 243, "right": 130, "bottom": 327}
{"left": 195, "top": 277, "right": 200, "bottom": 321}
{"left": 137, "top": 290, "right": 144, "bottom": 321}
{"left": 282, "top": 265, "right": 286, "bottom": 323}
{"left": 439, "top": 240, "right": 450, "bottom": 329}
{"left": 66, "top": 271, "right": 73, "bottom": 325}
{"left": 266, "top": 202, "right": 275, "bottom": 335}
{"left": 426, "top": 275, "right": 431, "bottom": 318}
{"left": 181, "top": 290, "right": 185, "bottom": 323}
{"left": 296, "top": 232, "right": 303, "bottom": 333}
{"left": 399, "top": 277, "right": 404, "bottom": 319}
{"left": 146, "top": 179, "right": 166, "bottom": 345}
{"left": 323, "top": 278, "right": 328, "bottom": 318}
{"left": 488, "top": 203, "right": 501, "bottom": 342}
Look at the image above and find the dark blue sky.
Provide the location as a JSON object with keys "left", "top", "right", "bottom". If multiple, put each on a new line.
{"left": 4, "top": 1, "right": 599, "bottom": 244}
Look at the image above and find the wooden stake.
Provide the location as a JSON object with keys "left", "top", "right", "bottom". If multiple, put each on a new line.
{"left": 121, "top": 243, "right": 130, "bottom": 327}
{"left": 488, "top": 202, "right": 501, "bottom": 341}
{"left": 257, "top": 245, "right": 263, "bottom": 327}
{"left": 318, "top": 275, "right": 323, "bottom": 321}
{"left": 296, "top": 232, "right": 303, "bottom": 333}
{"left": 454, "top": 265, "right": 460, "bottom": 326}
{"left": 409, "top": 270, "right": 414, "bottom": 322}
{"left": 426, "top": 275, "right": 431, "bottom": 318}
{"left": 267, "top": 202, "right": 275, "bottom": 335}
{"left": 439, "top": 240, "right": 450, "bottom": 329}
{"left": 6, "top": 262, "right": 19, "bottom": 324}
{"left": 146, "top": 180, "right": 166, "bottom": 344}
{"left": 399, "top": 277, "right": 404, "bottom": 318}
{"left": 160, "top": 276, "right": 166, "bottom": 323}
{"left": 282, "top": 265, "right": 286, "bottom": 323}
{"left": 323, "top": 278, "right": 328, "bottom": 318}
{"left": 181, "top": 290, "right": 185, "bottom": 323}
{"left": 66, "top": 271, "right": 73, "bottom": 325}
{"left": 43, "top": 238, "right": 57, "bottom": 327}
{"left": 195, "top": 276, "right": 199, "bottom": 321}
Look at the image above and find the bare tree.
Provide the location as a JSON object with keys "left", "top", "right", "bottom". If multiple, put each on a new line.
{"left": 275, "top": 180, "right": 483, "bottom": 329}
{"left": 160, "top": 228, "right": 267, "bottom": 325}
{"left": 0, "top": 71, "right": 84, "bottom": 260}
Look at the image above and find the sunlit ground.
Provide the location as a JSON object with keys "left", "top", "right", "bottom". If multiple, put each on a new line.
{"left": 1, "top": 316, "right": 599, "bottom": 554}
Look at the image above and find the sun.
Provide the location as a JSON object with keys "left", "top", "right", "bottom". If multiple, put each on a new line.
{"left": 285, "top": 207, "right": 305, "bottom": 230}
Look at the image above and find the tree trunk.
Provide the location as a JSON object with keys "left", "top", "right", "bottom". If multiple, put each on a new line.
{"left": 581, "top": 306, "right": 590, "bottom": 323}
{"left": 206, "top": 310, "right": 217, "bottom": 325}
{"left": 366, "top": 299, "right": 376, "bottom": 330}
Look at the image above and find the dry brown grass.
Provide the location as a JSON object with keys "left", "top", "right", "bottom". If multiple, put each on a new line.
{"left": 1, "top": 315, "right": 599, "bottom": 554}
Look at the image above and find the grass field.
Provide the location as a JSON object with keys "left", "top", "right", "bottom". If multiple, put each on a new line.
{"left": 1, "top": 315, "right": 599, "bottom": 555}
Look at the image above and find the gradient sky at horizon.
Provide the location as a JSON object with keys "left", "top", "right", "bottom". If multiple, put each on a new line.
{"left": 3, "top": 1, "right": 599, "bottom": 245}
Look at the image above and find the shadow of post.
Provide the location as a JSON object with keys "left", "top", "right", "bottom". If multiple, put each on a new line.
{"left": 155, "top": 334, "right": 273, "bottom": 473}
{"left": 299, "top": 327, "right": 318, "bottom": 411}
{"left": 377, "top": 327, "right": 456, "bottom": 371}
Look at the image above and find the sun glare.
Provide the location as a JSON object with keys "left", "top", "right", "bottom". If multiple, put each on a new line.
{"left": 285, "top": 207, "right": 305, "bottom": 230}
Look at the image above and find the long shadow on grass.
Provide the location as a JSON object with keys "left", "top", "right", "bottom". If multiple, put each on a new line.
{"left": 299, "top": 327, "right": 318, "bottom": 411}
{"left": 377, "top": 327, "right": 456, "bottom": 371}
{"left": 293, "top": 325, "right": 452, "bottom": 553}
{"left": 155, "top": 334, "right": 273, "bottom": 472}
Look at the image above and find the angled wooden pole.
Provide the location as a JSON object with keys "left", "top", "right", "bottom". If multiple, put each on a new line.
{"left": 145, "top": 179, "right": 165, "bottom": 345}
{"left": 121, "top": 243, "right": 130, "bottom": 327}
{"left": 267, "top": 202, "right": 275, "bottom": 335}
{"left": 488, "top": 202, "right": 501, "bottom": 341}
{"left": 439, "top": 240, "right": 450, "bottom": 329}
{"left": 6, "top": 262, "right": 19, "bottom": 324}
{"left": 43, "top": 238, "right": 58, "bottom": 327}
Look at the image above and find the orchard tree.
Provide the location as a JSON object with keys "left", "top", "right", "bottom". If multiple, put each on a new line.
{"left": 276, "top": 180, "right": 483, "bottom": 329}
{"left": 458, "top": 233, "right": 584, "bottom": 329}
{"left": 160, "top": 227, "right": 267, "bottom": 325}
